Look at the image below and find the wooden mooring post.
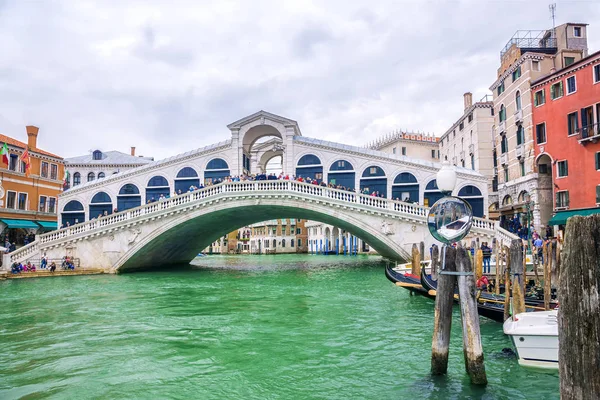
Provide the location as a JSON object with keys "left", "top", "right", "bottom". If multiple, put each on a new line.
{"left": 431, "top": 246, "right": 456, "bottom": 375}
{"left": 559, "top": 215, "right": 600, "bottom": 399}
{"left": 543, "top": 241, "right": 551, "bottom": 310}
{"left": 494, "top": 244, "right": 501, "bottom": 295}
{"left": 431, "top": 244, "right": 439, "bottom": 282}
{"left": 510, "top": 239, "right": 526, "bottom": 316}
{"left": 503, "top": 245, "right": 511, "bottom": 322}
{"left": 411, "top": 244, "right": 421, "bottom": 276}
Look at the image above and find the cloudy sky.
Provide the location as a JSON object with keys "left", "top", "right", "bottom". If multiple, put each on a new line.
{"left": 1, "top": 0, "right": 599, "bottom": 159}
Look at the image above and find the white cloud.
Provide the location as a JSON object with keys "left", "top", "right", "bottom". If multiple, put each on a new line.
{"left": 0, "top": 0, "right": 598, "bottom": 159}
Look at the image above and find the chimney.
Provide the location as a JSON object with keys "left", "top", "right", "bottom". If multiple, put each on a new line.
{"left": 26, "top": 125, "right": 39, "bottom": 149}
{"left": 463, "top": 92, "right": 473, "bottom": 111}
{"left": 130, "top": 146, "right": 136, "bottom": 156}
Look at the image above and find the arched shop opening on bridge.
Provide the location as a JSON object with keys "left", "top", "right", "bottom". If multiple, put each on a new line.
{"left": 328, "top": 160, "right": 355, "bottom": 189}
{"left": 424, "top": 179, "right": 444, "bottom": 207}
{"left": 89, "top": 192, "right": 113, "bottom": 218}
{"left": 457, "top": 185, "right": 484, "bottom": 218}
{"left": 360, "top": 166, "right": 387, "bottom": 197}
{"left": 146, "top": 176, "right": 170, "bottom": 202}
{"left": 61, "top": 200, "right": 85, "bottom": 226}
{"left": 117, "top": 184, "right": 141, "bottom": 211}
{"left": 205, "top": 158, "right": 230, "bottom": 184}
{"left": 392, "top": 172, "right": 419, "bottom": 202}
{"left": 296, "top": 154, "right": 323, "bottom": 182}
{"left": 175, "top": 167, "right": 200, "bottom": 193}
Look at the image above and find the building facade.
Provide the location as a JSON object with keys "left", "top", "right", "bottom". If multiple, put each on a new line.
{"left": 489, "top": 23, "right": 589, "bottom": 232}
{"left": 367, "top": 131, "right": 439, "bottom": 162}
{"left": 0, "top": 126, "right": 65, "bottom": 246}
{"left": 305, "top": 221, "right": 373, "bottom": 255}
{"left": 531, "top": 50, "right": 600, "bottom": 229}
{"left": 249, "top": 218, "right": 308, "bottom": 254}
{"left": 64, "top": 147, "right": 153, "bottom": 190}
{"left": 439, "top": 93, "right": 495, "bottom": 218}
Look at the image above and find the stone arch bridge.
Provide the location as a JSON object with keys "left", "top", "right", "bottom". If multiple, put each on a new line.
{"left": 4, "top": 181, "right": 516, "bottom": 273}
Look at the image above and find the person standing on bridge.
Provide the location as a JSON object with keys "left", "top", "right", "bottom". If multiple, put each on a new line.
{"left": 481, "top": 242, "right": 492, "bottom": 274}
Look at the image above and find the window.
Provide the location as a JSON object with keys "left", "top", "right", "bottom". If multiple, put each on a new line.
{"left": 539, "top": 164, "right": 549, "bottom": 174}
{"left": 564, "top": 57, "right": 575, "bottom": 67}
{"left": 459, "top": 122, "right": 464, "bottom": 131}
{"left": 534, "top": 89, "right": 546, "bottom": 106}
{"left": 468, "top": 113, "right": 473, "bottom": 123}
{"left": 461, "top": 160, "right": 465, "bottom": 168}
{"left": 574, "top": 26, "right": 582, "bottom": 37}
{"left": 39, "top": 196, "right": 47, "bottom": 212}
{"left": 453, "top": 130, "right": 456, "bottom": 138}
{"left": 567, "top": 112, "right": 579, "bottom": 136}
{"left": 566, "top": 76, "right": 576, "bottom": 94}
{"left": 17, "top": 193, "right": 27, "bottom": 210}
{"left": 532, "top": 60, "right": 540, "bottom": 71}
{"left": 520, "top": 161, "right": 525, "bottom": 177}
{"left": 557, "top": 160, "right": 569, "bottom": 177}
{"left": 41, "top": 161, "right": 49, "bottom": 178}
{"left": 272, "top": 239, "right": 276, "bottom": 248}
{"left": 20, "top": 161, "right": 26, "bottom": 174}
{"left": 73, "top": 172, "right": 81, "bottom": 186}
{"left": 515, "top": 91, "right": 521, "bottom": 111}
{"left": 551, "top": 81, "right": 564, "bottom": 99}
{"left": 98, "top": 172, "right": 105, "bottom": 179}
{"left": 501, "top": 135, "right": 508, "bottom": 154}
{"left": 471, "top": 154, "right": 475, "bottom": 170}
{"left": 392, "top": 147, "right": 396, "bottom": 154}
{"left": 92, "top": 150, "right": 103, "bottom": 160}
{"left": 431, "top": 149, "right": 436, "bottom": 158}
{"left": 596, "top": 152, "right": 600, "bottom": 170}
{"left": 282, "top": 239, "right": 286, "bottom": 248}
{"left": 516, "top": 126, "right": 525, "bottom": 146}
{"left": 296, "top": 228, "right": 301, "bottom": 234}
{"left": 504, "top": 167, "right": 509, "bottom": 182}
{"left": 9, "top": 154, "right": 18, "bottom": 171}
{"left": 499, "top": 105, "right": 506, "bottom": 122}
{"left": 264, "top": 240, "right": 269, "bottom": 248}
{"left": 556, "top": 191, "right": 569, "bottom": 208}
{"left": 536, "top": 123, "right": 547, "bottom": 144}
{"left": 512, "top": 66, "right": 521, "bottom": 82}
{"left": 87, "top": 172, "right": 95, "bottom": 182}
{"left": 298, "top": 239, "right": 302, "bottom": 247}
{"left": 48, "top": 197, "right": 56, "bottom": 213}
{"left": 595, "top": 64, "right": 600, "bottom": 83}
{"left": 497, "top": 81, "right": 505, "bottom": 95}
{"left": 50, "top": 164, "right": 58, "bottom": 180}
{"left": 402, "top": 147, "right": 406, "bottom": 156}
{"left": 596, "top": 186, "right": 600, "bottom": 204}
{"left": 6, "top": 191, "right": 16, "bottom": 209}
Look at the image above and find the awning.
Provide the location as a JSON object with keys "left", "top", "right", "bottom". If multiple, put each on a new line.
{"left": 548, "top": 208, "right": 600, "bottom": 226}
{"left": 0, "top": 219, "right": 40, "bottom": 229}
{"left": 36, "top": 221, "right": 58, "bottom": 230}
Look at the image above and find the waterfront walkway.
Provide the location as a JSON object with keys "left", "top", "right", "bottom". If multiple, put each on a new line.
{"left": 1, "top": 268, "right": 105, "bottom": 280}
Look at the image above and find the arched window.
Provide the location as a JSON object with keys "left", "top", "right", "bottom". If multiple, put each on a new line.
{"left": 360, "top": 166, "right": 387, "bottom": 197}
{"left": 92, "top": 150, "right": 103, "bottom": 160}
{"left": 61, "top": 200, "right": 85, "bottom": 226}
{"left": 516, "top": 125, "right": 525, "bottom": 146}
{"left": 117, "top": 184, "right": 141, "bottom": 211}
{"left": 392, "top": 172, "right": 419, "bottom": 202}
{"left": 175, "top": 167, "right": 200, "bottom": 193}
{"left": 97, "top": 172, "right": 105, "bottom": 179}
{"left": 205, "top": 158, "right": 230, "bottom": 184}
{"left": 291, "top": 239, "right": 295, "bottom": 247}
{"left": 272, "top": 239, "right": 277, "bottom": 248}
{"left": 458, "top": 185, "right": 484, "bottom": 217}
{"left": 282, "top": 238, "right": 286, "bottom": 248}
{"left": 296, "top": 154, "right": 323, "bottom": 182}
{"left": 499, "top": 104, "right": 506, "bottom": 122}
{"left": 89, "top": 192, "right": 112, "bottom": 217}
{"left": 515, "top": 91, "right": 522, "bottom": 111}
{"left": 328, "top": 159, "right": 355, "bottom": 189}
{"left": 502, "top": 195, "right": 513, "bottom": 206}
{"left": 73, "top": 172, "right": 81, "bottom": 186}
{"left": 424, "top": 179, "right": 443, "bottom": 207}
{"left": 87, "top": 172, "right": 95, "bottom": 182}
{"left": 501, "top": 135, "right": 509, "bottom": 153}
{"left": 146, "top": 176, "right": 170, "bottom": 202}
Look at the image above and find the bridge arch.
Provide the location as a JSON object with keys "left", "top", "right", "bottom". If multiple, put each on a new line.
{"left": 424, "top": 179, "right": 443, "bottom": 207}
{"left": 175, "top": 167, "right": 200, "bottom": 194}
{"left": 457, "top": 184, "right": 484, "bottom": 217}
{"left": 146, "top": 175, "right": 170, "bottom": 203}
{"left": 391, "top": 172, "right": 419, "bottom": 203}
{"left": 205, "top": 158, "right": 230, "bottom": 184}
{"left": 328, "top": 159, "right": 355, "bottom": 189}
{"left": 360, "top": 165, "right": 387, "bottom": 197}
{"left": 61, "top": 200, "right": 85, "bottom": 226}
{"left": 89, "top": 191, "right": 113, "bottom": 218}
{"left": 117, "top": 184, "right": 141, "bottom": 212}
{"left": 295, "top": 154, "right": 323, "bottom": 182}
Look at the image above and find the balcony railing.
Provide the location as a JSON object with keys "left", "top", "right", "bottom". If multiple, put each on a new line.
{"left": 500, "top": 153, "right": 508, "bottom": 165}
{"left": 578, "top": 122, "right": 600, "bottom": 144}
{"left": 468, "top": 144, "right": 475, "bottom": 155}
{"left": 514, "top": 109, "right": 523, "bottom": 123}
{"left": 515, "top": 144, "right": 524, "bottom": 159}
{"left": 499, "top": 121, "right": 506, "bottom": 134}
{"left": 500, "top": 30, "right": 557, "bottom": 59}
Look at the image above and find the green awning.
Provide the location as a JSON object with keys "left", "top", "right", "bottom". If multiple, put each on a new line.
{"left": 36, "top": 221, "right": 58, "bottom": 230}
{"left": 548, "top": 208, "right": 600, "bottom": 226}
{"left": 0, "top": 219, "right": 41, "bottom": 229}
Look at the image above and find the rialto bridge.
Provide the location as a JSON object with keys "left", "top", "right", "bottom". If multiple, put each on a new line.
{"left": 3, "top": 111, "right": 514, "bottom": 273}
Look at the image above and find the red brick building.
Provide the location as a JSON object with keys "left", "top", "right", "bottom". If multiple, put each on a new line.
{"left": 531, "top": 50, "right": 600, "bottom": 229}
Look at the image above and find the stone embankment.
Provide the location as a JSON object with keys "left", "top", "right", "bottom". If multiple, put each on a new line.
{"left": 0, "top": 269, "right": 105, "bottom": 280}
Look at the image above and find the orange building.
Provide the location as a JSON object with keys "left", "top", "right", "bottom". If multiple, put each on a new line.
{"left": 0, "top": 126, "right": 65, "bottom": 247}
{"left": 532, "top": 50, "right": 600, "bottom": 230}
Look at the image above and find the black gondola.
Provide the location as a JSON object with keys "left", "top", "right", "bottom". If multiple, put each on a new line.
{"left": 384, "top": 266, "right": 433, "bottom": 299}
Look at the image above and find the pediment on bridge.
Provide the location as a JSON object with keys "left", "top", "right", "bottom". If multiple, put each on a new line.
{"left": 227, "top": 110, "right": 302, "bottom": 136}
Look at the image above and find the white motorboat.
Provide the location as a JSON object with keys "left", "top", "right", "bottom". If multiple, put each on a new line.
{"left": 503, "top": 310, "right": 559, "bottom": 369}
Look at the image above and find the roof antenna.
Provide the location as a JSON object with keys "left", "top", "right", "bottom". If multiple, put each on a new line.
{"left": 549, "top": 3, "right": 557, "bottom": 38}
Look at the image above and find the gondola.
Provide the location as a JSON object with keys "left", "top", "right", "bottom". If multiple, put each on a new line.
{"left": 384, "top": 266, "right": 433, "bottom": 299}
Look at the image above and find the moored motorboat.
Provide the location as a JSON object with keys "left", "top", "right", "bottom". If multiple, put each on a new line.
{"left": 503, "top": 310, "right": 559, "bottom": 369}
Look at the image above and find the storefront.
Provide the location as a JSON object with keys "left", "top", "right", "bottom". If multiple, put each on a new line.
{"left": 0, "top": 218, "right": 58, "bottom": 247}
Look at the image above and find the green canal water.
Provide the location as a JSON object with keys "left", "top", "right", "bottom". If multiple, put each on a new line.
{"left": 0, "top": 255, "right": 558, "bottom": 399}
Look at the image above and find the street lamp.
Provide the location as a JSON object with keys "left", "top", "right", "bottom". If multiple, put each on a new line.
{"left": 436, "top": 161, "right": 457, "bottom": 195}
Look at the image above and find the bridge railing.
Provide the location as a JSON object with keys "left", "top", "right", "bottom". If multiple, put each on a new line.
{"left": 5, "top": 179, "right": 496, "bottom": 265}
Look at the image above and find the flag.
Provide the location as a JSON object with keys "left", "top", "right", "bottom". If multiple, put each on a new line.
{"left": 0, "top": 143, "right": 8, "bottom": 166}
{"left": 19, "top": 147, "right": 31, "bottom": 177}
{"left": 63, "top": 169, "right": 70, "bottom": 188}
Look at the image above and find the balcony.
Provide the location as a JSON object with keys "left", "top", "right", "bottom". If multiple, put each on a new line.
{"left": 515, "top": 144, "right": 524, "bottom": 159}
{"left": 499, "top": 120, "right": 506, "bottom": 134}
{"left": 468, "top": 144, "right": 475, "bottom": 155}
{"left": 514, "top": 109, "right": 523, "bottom": 123}
{"left": 578, "top": 122, "right": 600, "bottom": 144}
{"left": 500, "top": 153, "right": 508, "bottom": 165}
{"left": 500, "top": 30, "right": 558, "bottom": 59}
